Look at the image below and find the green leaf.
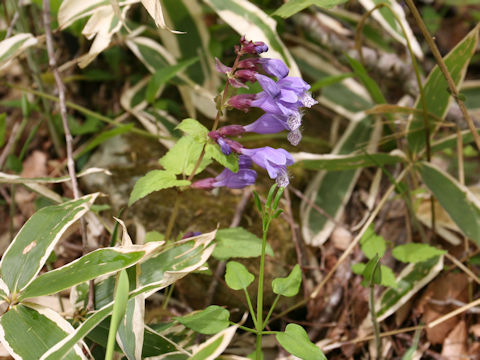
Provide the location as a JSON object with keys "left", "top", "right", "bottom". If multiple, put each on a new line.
{"left": 297, "top": 152, "right": 405, "bottom": 171}
{"left": 392, "top": 243, "right": 446, "bottom": 263}
{"left": 0, "top": 33, "right": 37, "bottom": 67}
{"left": 213, "top": 227, "right": 273, "bottom": 260}
{"left": 407, "top": 26, "right": 478, "bottom": 154}
{"left": 76, "top": 123, "right": 135, "bottom": 158}
{"left": 176, "top": 305, "right": 230, "bottom": 335}
{"left": 358, "top": 0, "right": 422, "bottom": 59}
{"left": 117, "top": 294, "right": 145, "bottom": 360}
{"left": 0, "top": 303, "right": 85, "bottom": 359}
{"left": 375, "top": 256, "right": 443, "bottom": 321}
{"left": 204, "top": 0, "right": 300, "bottom": 76}
{"left": 205, "top": 144, "right": 239, "bottom": 172}
{"left": 360, "top": 225, "right": 386, "bottom": 259}
{"left": 159, "top": 135, "right": 211, "bottom": 176}
{"left": 418, "top": 162, "right": 480, "bottom": 245}
{"left": 42, "top": 232, "right": 216, "bottom": 360}
{"left": 176, "top": 118, "right": 208, "bottom": 141}
{"left": 129, "top": 170, "right": 190, "bottom": 206}
{"left": 361, "top": 255, "right": 382, "bottom": 286}
{"left": 0, "top": 193, "right": 98, "bottom": 294}
{"left": 352, "top": 263, "right": 397, "bottom": 288}
{"left": 189, "top": 325, "right": 238, "bottom": 360}
{"left": 225, "top": 261, "right": 254, "bottom": 290}
{"left": 105, "top": 270, "right": 129, "bottom": 360}
{"left": 346, "top": 55, "right": 387, "bottom": 104}
{"left": 300, "top": 116, "right": 376, "bottom": 246}
{"left": 146, "top": 57, "right": 199, "bottom": 103}
{"left": 275, "top": 324, "right": 326, "bottom": 360}
{"left": 273, "top": 0, "right": 348, "bottom": 18}
{"left": 19, "top": 245, "right": 154, "bottom": 300}
{"left": 272, "top": 264, "right": 302, "bottom": 297}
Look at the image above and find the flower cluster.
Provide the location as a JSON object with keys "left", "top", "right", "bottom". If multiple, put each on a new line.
{"left": 192, "top": 37, "right": 316, "bottom": 190}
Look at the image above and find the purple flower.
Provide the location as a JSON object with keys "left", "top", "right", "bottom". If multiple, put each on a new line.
{"left": 217, "top": 137, "right": 232, "bottom": 155}
{"left": 240, "top": 36, "right": 268, "bottom": 54}
{"left": 192, "top": 156, "right": 257, "bottom": 189}
{"left": 243, "top": 113, "right": 290, "bottom": 134}
{"left": 258, "top": 58, "right": 289, "bottom": 79}
{"left": 240, "top": 146, "right": 294, "bottom": 187}
{"left": 215, "top": 58, "right": 232, "bottom": 74}
{"left": 251, "top": 74, "right": 316, "bottom": 116}
{"left": 216, "top": 125, "right": 246, "bottom": 137}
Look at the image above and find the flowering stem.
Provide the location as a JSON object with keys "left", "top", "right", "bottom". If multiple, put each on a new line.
{"left": 255, "top": 220, "right": 270, "bottom": 360}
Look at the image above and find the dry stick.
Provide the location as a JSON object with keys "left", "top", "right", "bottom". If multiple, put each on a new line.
{"left": 444, "top": 252, "right": 480, "bottom": 286}
{"left": 271, "top": 165, "right": 411, "bottom": 322}
{"left": 42, "top": 0, "right": 93, "bottom": 309}
{"left": 405, "top": 0, "right": 480, "bottom": 152}
{"left": 204, "top": 188, "right": 252, "bottom": 307}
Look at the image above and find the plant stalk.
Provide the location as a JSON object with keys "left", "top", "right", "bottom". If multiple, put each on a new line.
{"left": 255, "top": 226, "right": 269, "bottom": 360}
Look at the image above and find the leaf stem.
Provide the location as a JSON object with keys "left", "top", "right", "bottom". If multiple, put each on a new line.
{"left": 255, "top": 222, "right": 269, "bottom": 360}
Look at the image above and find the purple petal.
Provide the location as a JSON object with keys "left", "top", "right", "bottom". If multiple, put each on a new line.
{"left": 243, "top": 113, "right": 289, "bottom": 134}
{"left": 217, "top": 138, "right": 232, "bottom": 155}
{"left": 259, "top": 58, "right": 289, "bottom": 79}
{"left": 278, "top": 77, "right": 310, "bottom": 93}
{"left": 255, "top": 74, "right": 280, "bottom": 97}
{"left": 215, "top": 58, "right": 232, "bottom": 74}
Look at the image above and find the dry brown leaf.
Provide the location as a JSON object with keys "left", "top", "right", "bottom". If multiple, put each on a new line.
{"left": 441, "top": 320, "right": 468, "bottom": 359}
{"left": 331, "top": 226, "right": 351, "bottom": 251}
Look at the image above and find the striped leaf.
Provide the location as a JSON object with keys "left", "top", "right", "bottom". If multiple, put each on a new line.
{"left": 0, "top": 33, "right": 38, "bottom": 71}
{"left": 0, "top": 193, "right": 98, "bottom": 295}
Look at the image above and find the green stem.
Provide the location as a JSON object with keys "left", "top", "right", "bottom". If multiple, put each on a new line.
{"left": 370, "top": 280, "right": 382, "bottom": 360}
{"left": 263, "top": 294, "right": 280, "bottom": 329}
{"left": 255, "top": 224, "right": 269, "bottom": 360}
{"left": 164, "top": 193, "right": 181, "bottom": 241}
{"left": 243, "top": 288, "right": 258, "bottom": 329}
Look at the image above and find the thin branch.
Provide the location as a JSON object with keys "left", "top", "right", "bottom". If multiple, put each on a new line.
{"left": 43, "top": 0, "right": 93, "bottom": 309}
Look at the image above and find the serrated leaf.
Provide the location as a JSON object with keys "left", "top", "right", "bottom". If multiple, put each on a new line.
{"left": 0, "top": 303, "right": 86, "bottom": 360}
{"left": 275, "top": 324, "right": 326, "bottom": 360}
{"left": 159, "top": 136, "right": 211, "bottom": 176}
{"left": 407, "top": 26, "right": 478, "bottom": 154}
{"left": 360, "top": 225, "right": 386, "bottom": 259}
{"left": 272, "top": 264, "right": 302, "bottom": 297}
{"left": 418, "top": 161, "right": 480, "bottom": 245}
{"left": 225, "top": 261, "right": 254, "bottom": 290}
{"left": 392, "top": 243, "right": 446, "bottom": 263}
{"left": 213, "top": 227, "right": 273, "bottom": 260}
{"left": 0, "top": 194, "right": 98, "bottom": 294}
{"left": 176, "top": 118, "right": 209, "bottom": 141}
{"left": 205, "top": 144, "right": 239, "bottom": 172}
{"left": 129, "top": 170, "right": 190, "bottom": 206}
{"left": 146, "top": 58, "right": 199, "bottom": 103}
{"left": 204, "top": 0, "right": 301, "bottom": 77}
{"left": 273, "top": 0, "right": 348, "bottom": 18}
{"left": 176, "top": 305, "right": 230, "bottom": 335}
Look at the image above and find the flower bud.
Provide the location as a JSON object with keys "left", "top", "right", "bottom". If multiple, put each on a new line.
{"left": 217, "top": 125, "right": 246, "bottom": 137}
{"left": 227, "top": 94, "right": 256, "bottom": 112}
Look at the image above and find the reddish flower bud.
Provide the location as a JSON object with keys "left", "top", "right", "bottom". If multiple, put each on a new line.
{"left": 217, "top": 125, "right": 246, "bottom": 137}
{"left": 227, "top": 94, "right": 256, "bottom": 112}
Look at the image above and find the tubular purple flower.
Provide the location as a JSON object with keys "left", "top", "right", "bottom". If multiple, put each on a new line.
{"left": 258, "top": 58, "right": 289, "bottom": 79}
{"left": 251, "top": 74, "right": 307, "bottom": 115}
{"left": 240, "top": 146, "right": 294, "bottom": 187}
{"left": 228, "top": 93, "right": 256, "bottom": 112}
{"left": 235, "top": 69, "right": 258, "bottom": 83}
{"left": 243, "top": 113, "right": 289, "bottom": 134}
{"left": 240, "top": 36, "right": 268, "bottom": 54}
{"left": 216, "top": 125, "right": 246, "bottom": 137}
{"left": 217, "top": 137, "right": 232, "bottom": 155}
{"left": 192, "top": 155, "right": 257, "bottom": 189}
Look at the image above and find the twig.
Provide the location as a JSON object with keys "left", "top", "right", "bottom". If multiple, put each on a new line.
{"left": 42, "top": 0, "right": 93, "bottom": 309}
{"left": 444, "top": 252, "right": 480, "bottom": 286}
{"left": 404, "top": 0, "right": 480, "bottom": 151}
{"left": 5, "top": 0, "right": 21, "bottom": 39}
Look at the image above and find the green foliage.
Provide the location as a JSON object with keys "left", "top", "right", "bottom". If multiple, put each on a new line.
{"left": 352, "top": 263, "right": 397, "bottom": 288}
{"left": 129, "top": 170, "right": 191, "bottom": 206}
{"left": 275, "top": 324, "right": 327, "bottom": 360}
{"left": 273, "top": 0, "right": 348, "bottom": 18}
{"left": 272, "top": 264, "right": 302, "bottom": 297}
{"left": 0, "top": 113, "right": 5, "bottom": 147}
{"left": 392, "top": 243, "right": 446, "bottom": 263}
{"left": 225, "top": 261, "right": 255, "bottom": 290}
{"left": 159, "top": 136, "right": 212, "bottom": 176}
{"left": 360, "top": 225, "right": 386, "bottom": 259}
{"left": 176, "top": 305, "right": 230, "bottom": 334}
{"left": 213, "top": 227, "right": 274, "bottom": 260}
